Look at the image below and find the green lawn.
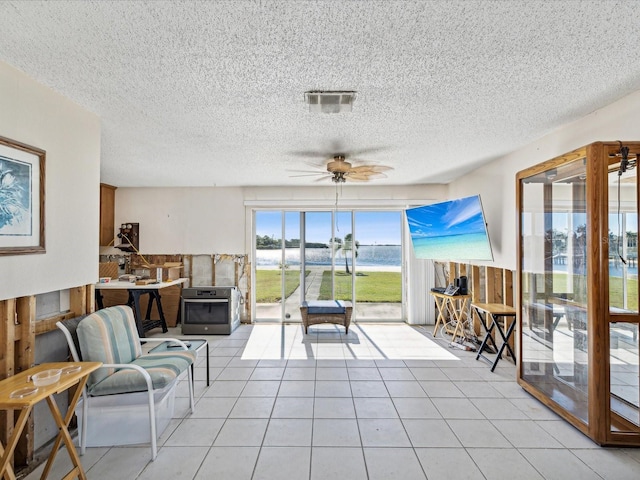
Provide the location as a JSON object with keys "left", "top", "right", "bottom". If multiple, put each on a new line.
{"left": 255, "top": 269, "right": 308, "bottom": 303}
{"left": 609, "top": 277, "right": 638, "bottom": 311}
{"left": 526, "top": 273, "right": 638, "bottom": 311}
{"left": 318, "top": 271, "right": 402, "bottom": 302}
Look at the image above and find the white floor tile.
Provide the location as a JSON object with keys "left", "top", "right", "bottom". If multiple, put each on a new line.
{"left": 409, "top": 367, "right": 449, "bottom": 381}
{"left": 363, "top": 447, "right": 427, "bottom": 480}
{"left": 279, "top": 380, "right": 315, "bottom": 397}
{"left": 519, "top": 449, "right": 603, "bottom": 480}
{"left": 353, "top": 397, "right": 398, "bottom": 418}
{"left": 313, "top": 397, "right": 356, "bottom": 418}
{"left": 214, "top": 418, "right": 269, "bottom": 446}
{"left": 312, "top": 418, "right": 362, "bottom": 446}
{"left": 378, "top": 367, "right": 416, "bottom": 381}
{"left": 455, "top": 381, "right": 503, "bottom": 398}
{"left": 272, "top": 397, "right": 314, "bottom": 418}
{"left": 217, "top": 367, "right": 255, "bottom": 381}
{"left": 23, "top": 324, "right": 639, "bottom": 480}
{"left": 431, "top": 397, "right": 485, "bottom": 419}
{"left": 490, "top": 419, "right": 563, "bottom": 448}
{"left": 469, "top": 398, "right": 529, "bottom": 420}
{"left": 419, "top": 380, "right": 465, "bottom": 397}
{"left": 229, "top": 397, "right": 275, "bottom": 418}
{"left": 263, "top": 418, "right": 313, "bottom": 446}
{"left": 250, "top": 367, "right": 285, "bottom": 381}
{"left": 350, "top": 380, "right": 389, "bottom": 397}
{"left": 85, "top": 447, "right": 150, "bottom": 480}
{"left": 415, "top": 447, "right": 485, "bottom": 480}
{"left": 347, "top": 367, "right": 383, "bottom": 381}
{"left": 253, "top": 446, "right": 311, "bottom": 480}
{"left": 311, "top": 447, "right": 367, "bottom": 480}
{"left": 384, "top": 380, "right": 428, "bottom": 397}
{"left": 534, "top": 420, "right": 601, "bottom": 449}
{"left": 402, "top": 419, "right": 461, "bottom": 447}
{"left": 316, "top": 367, "right": 349, "bottom": 380}
{"left": 283, "top": 367, "right": 316, "bottom": 381}
{"left": 467, "top": 448, "right": 544, "bottom": 480}
{"left": 447, "top": 419, "right": 511, "bottom": 448}
{"left": 240, "top": 380, "right": 281, "bottom": 397}
{"left": 203, "top": 380, "right": 247, "bottom": 397}
{"left": 315, "top": 380, "right": 352, "bottom": 397}
{"left": 165, "top": 418, "right": 225, "bottom": 446}
{"left": 393, "top": 397, "right": 441, "bottom": 419}
{"left": 572, "top": 448, "right": 640, "bottom": 480}
{"left": 194, "top": 446, "right": 259, "bottom": 480}
{"left": 137, "top": 446, "right": 208, "bottom": 480}
{"left": 358, "top": 418, "right": 411, "bottom": 447}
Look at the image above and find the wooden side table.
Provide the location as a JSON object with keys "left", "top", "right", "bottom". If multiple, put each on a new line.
{"left": 472, "top": 303, "right": 517, "bottom": 372}
{"left": 429, "top": 292, "right": 472, "bottom": 343}
{"left": 0, "top": 362, "right": 101, "bottom": 480}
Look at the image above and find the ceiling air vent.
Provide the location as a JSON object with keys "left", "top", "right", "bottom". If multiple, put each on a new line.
{"left": 304, "top": 90, "right": 356, "bottom": 113}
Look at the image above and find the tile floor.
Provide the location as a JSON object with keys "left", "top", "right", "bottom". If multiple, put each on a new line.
{"left": 24, "top": 323, "right": 640, "bottom": 480}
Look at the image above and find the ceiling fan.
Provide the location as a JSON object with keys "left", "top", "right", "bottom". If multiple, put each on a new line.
{"left": 290, "top": 154, "right": 392, "bottom": 183}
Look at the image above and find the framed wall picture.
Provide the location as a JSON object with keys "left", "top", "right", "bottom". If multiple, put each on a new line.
{"left": 0, "top": 135, "right": 45, "bottom": 255}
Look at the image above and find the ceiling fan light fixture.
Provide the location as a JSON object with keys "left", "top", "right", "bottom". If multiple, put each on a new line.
{"left": 304, "top": 90, "right": 356, "bottom": 113}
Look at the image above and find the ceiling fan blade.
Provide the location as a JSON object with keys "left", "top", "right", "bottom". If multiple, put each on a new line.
{"left": 348, "top": 171, "right": 388, "bottom": 181}
{"left": 349, "top": 165, "right": 393, "bottom": 174}
{"left": 345, "top": 176, "right": 369, "bottom": 182}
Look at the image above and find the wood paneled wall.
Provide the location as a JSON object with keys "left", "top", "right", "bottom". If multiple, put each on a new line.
{"left": 436, "top": 261, "right": 515, "bottom": 333}
{"left": 0, "top": 284, "right": 94, "bottom": 471}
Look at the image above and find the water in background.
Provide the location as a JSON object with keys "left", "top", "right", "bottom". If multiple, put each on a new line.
{"left": 552, "top": 262, "right": 638, "bottom": 278}
{"left": 411, "top": 232, "right": 493, "bottom": 261}
{"left": 256, "top": 245, "right": 401, "bottom": 267}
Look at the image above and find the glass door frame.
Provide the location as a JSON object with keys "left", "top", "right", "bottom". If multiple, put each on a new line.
{"left": 252, "top": 207, "right": 404, "bottom": 323}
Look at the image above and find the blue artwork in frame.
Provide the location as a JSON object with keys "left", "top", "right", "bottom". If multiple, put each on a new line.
{"left": 0, "top": 136, "right": 45, "bottom": 255}
{"left": 0, "top": 155, "right": 32, "bottom": 234}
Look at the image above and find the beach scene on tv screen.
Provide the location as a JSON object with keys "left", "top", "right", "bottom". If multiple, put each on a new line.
{"left": 407, "top": 195, "right": 493, "bottom": 261}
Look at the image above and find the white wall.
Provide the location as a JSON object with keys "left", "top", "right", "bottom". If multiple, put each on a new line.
{"left": 110, "top": 184, "right": 448, "bottom": 324}
{"left": 0, "top": 61, "right": 100, "bottom": 300}
{"left": 110, "top": 184, "right": 449, "bottom": 256}
{"left": 449, "top": 88, "right": 640, "bottom": 271}
{"left": 113, "top": 187, "right": 246, "bottom": 254}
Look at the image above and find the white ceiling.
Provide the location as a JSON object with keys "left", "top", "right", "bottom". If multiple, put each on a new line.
{"left": 1, "top": 1, "right": 640, "bottom": 188}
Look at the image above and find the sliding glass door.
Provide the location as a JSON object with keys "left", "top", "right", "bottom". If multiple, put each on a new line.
{"left": 254, "top": 209, "right": 403, "bottom": 322}
{"left": 354, "top": 211, "right": 403, "bottom": 320}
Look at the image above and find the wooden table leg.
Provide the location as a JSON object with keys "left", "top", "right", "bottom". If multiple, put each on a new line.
{"left": 450, "top": 297, "right": 469, "bottom": 344}
{"left": 432, "top": 297, "right": 447, "bottom": 337}
{"left": 0, "top": 407, "right": 31, "bottom": 480}
{"left": 40, "top": 376, "right": 90, "bottom": 480}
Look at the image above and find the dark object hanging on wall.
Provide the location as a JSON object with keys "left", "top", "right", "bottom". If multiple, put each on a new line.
{"left": 115, "top": 223, "right": 139, "bottom": 252}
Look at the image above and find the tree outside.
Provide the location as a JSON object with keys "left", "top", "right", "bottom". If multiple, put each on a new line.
{"left": 334, "top": 233, "right": 359, "bottom": 274}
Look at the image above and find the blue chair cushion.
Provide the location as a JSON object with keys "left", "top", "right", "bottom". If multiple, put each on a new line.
{"left": 88, "top": 351, "right": 196, "bottom": 396}
{"left": 302, "top": 300, "right": 346, "bottom": 314}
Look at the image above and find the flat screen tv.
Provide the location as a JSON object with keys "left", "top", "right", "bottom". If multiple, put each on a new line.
{"left": 406, "top": 194, "right": 494, "bottom": 261}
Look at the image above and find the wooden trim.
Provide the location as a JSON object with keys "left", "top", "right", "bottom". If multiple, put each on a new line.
{"left": 586, "top": 142, "right": 611, "bottom": 444}
{"left": 515, "top": 146, "right": 587, "bottom": 181}
{"left": 0, "top": 299, "right": 16, "bottom": 451}
{"left": 14, "top": 296, "right": 35, "bottom": 465}
{"left": 34, "top": 312, "right": 80, "bottom": 336}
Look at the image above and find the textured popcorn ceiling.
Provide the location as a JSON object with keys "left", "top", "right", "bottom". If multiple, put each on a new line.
{"left": 1, "top": 1, "right": 640, "bottom": 187}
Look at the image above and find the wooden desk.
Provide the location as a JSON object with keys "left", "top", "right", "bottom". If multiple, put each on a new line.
{"left": 95, "top": 278, "right": 187, "bottom": 337}
{"left": 472, "top": 303, "right": 517, "bottom": 372}
{"left": 430, "top": 292, "right": 472, "bottom": 343}
{"left": 0, "top": 362, "right": 101, "bottom": 480}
